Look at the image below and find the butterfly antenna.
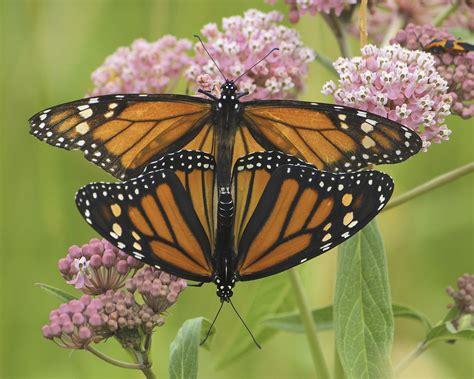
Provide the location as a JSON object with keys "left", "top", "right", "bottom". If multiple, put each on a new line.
{"left": 200, "top": 301, "right": 224, "bottom": 346}
{"left": 194, "top": 34, "right": 227, "bottom": 81}
{"left": 234, "top": 47, "right": 279, "bottom": 84}
{"left": 229, "top": 299, "right": 262, "bottom": 349}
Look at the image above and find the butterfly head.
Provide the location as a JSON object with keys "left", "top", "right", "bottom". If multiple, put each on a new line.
{"left": 220, "top": 80, "right": 237, "bottom": 96}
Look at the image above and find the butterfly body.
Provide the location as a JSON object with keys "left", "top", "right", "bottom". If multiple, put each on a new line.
{"left": 213, "top": 187, "right": 237, "bottom": 301}
{"left": 75, "top": 150, "right": 394, "bottom": 301}
{"left": 201, "top": 80, "right": 247, "bottom": 188}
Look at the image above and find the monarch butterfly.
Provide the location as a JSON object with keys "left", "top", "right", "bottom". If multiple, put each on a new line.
{"left": 424, "top": 39, "right": 474, "bottom": 55}
{"left": 75, "top": 150, "right": 394, "bottom": 299}
{"left": 29, "top": 41, "right": 421, "bottom": 190}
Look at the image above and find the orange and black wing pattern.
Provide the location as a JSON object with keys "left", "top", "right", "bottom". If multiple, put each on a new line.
{"left": 75, "top": 151, "right": 216, "bottom": 281}
{"left": 232, "top": 151, "right": 309, "bottom": 251}
{"left": 242, "top": 100, "right": 422, "bottom": 173}
{"left": 30, "top": 94, "right": 212, "bottom": 180}
{"left": 234, "top": 153, "right": 394, "bottom": 281}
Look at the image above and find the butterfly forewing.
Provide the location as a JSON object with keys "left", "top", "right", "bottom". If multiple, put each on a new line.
{"left": 235, "top": 163, "right": 394, "bottom": 280}
{"left": 30, "top": 94, "right": 212, "bottom": 180}
{"left": 243, "top": 100, "right": 422, "bottom": 173}
{"left": 75, "top": 152, "right": 216, "bottom": 282}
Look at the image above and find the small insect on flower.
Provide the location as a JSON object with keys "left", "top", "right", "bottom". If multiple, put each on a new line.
{"left": 58, "top": 238, "right": 143, "bottom": 295}
{"left": 424, "top": 39, "right": 474, "bottom": 55}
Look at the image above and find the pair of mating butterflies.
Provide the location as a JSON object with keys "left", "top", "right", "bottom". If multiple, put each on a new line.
{"left": 29, "top": 79, "right": 421, "bottom": 301}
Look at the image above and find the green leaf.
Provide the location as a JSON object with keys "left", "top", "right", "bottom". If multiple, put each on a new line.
{"left": 425, "top": 321, "right": 474, "bottom": 346}
{"left": 169, "top": 317, "right": 213, "bottom": 379}
{"left": 334, "top": 221, "right": 394, "bottom": 379}
{"left": 215, "top": 273, "right": 294, "bottom": 369}
{"left": 446, "top": 28, "right": 474, "bottom": 43}
{"left": 391, "top": 304, "right": 432, "bottom": 330}
{"left": 263, "top": 304, "right": 431, "bottom": 334}
{"left": 35, "top": 283, "right": 77, "bottom": 302}
{"left": 262, "top": 305, "right": 333, "bottom": 333}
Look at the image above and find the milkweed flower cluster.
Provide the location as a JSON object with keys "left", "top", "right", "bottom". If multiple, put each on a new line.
{"left": 89, "top": 35, "right": 192, "bottom": 96}
{"left": 392, "top": 24, "right": 474, "bottom": 119}
{"left": 446, "top": 273, "right": 474, "bottom": 329}
{"left": 345, "top": 0, "right": 452, "bottom": 43}
{"left": 58, "top": 238, "right": 142, "bottom": 295}
{"left": 322, "top": 44, "right": 453, "bottom": 151}
{"left": 44, "top": 239, "right": 186, "bottom": 349}
{"left": 265, "top": 0, "right": 357, "bottom": 22}
{"left": 126, "top": 266, "right": 187, "bottom": 314}
{"left": 42, "top": 296, "right": 107, "bottom": 349}
{"left": 185, "top": 9, "right": 315, "bottom": 100}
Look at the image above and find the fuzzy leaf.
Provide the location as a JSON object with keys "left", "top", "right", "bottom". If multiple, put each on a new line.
{"left": 169, "top": 317, "right": 213, "bottom": 379}
{"left": 215, "top": 273, "right": 294, "bottom": 369}
{"left": 334, "top": 221, "right": 394, "bottom": 379}
{"left": 262, "top": 305, "right": 333, "bottom": 333}
{"left": 36, "top": 283, "right": 77, "bottom": 302}
{"left": 425, "top": 314, "right": 474, "bottom": 346}
{"left": 263, "top": 303, "right": 431, "bottom": 333}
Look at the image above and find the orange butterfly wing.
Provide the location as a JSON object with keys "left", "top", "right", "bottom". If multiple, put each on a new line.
{"left": 75, "top": 151, "right": 216, "bottom": 281}
{"left": 243, "top": 100, "right": 422, "bottom": 173}
{"left": 233, "top": 155, "right": 394, "bottom": 280}
{"left": 30, "top": 94, "right": 212, "bottom": 180}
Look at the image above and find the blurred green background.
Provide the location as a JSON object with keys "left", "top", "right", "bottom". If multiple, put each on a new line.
{"left": 1, "top": 1, "right": 473, "bottom": 378}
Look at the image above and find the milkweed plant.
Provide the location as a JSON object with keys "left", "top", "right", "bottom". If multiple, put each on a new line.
{"left": 38, "top": 2, "right": 473, "bottom": 378}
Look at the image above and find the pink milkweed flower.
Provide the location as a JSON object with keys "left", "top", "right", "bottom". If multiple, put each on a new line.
{"left": 322, "top": 44, "right": 453, "bottom": 151}
{"left": 392, "top": 23, "right": 474, "bottom": 119}
{"left": 89, "top": 35, "right": 192, "bottom": 96}
{"left": 59, "top": 238, "right": 143, "bottom": 295}
{"left": 446, "top": 273, "right": 474, "bottom": 330}
{"left": 67, "top": 257, "right": 89, "bottom": 289}
{"left": 346, "top": 0, "right": 453, "bottom": 44}
{"left": 126, "top": 266, "right": 187, "bottom": 314}
{"left": 185, "top": 9, "right": 315, "bottom": 100}
{"left": 42, "top": 295, "right": 107, "bottom": 349}
{"left": 265, "top": 0, "right": 357, "bottom": 22}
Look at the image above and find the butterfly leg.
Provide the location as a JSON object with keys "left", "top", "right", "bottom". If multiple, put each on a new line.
{"left": 236, "top": 91, "right": 249, "bottom": 99}
{"left": 198, "top": 89, "right": 218, "bottom": 101}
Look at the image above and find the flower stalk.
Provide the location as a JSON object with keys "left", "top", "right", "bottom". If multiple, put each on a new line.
{"left": 321, "top": 13, "right": 352, "bottom": 58}
{"left": 288, "top": 269, "right": 330, "bottom": 379}
{"left": 382, "top": 162, "right": 474, "bottom": 212}
{"left": 393, "top": 341, "right": 428, "bottom": 376}
{"left": 85, "top": 345, "right": 148, "bottom": 370}
{"left": 434, "top": 0, "right": 461, "bottom": 27}
{"left": 358, "top": 0, "right": 368, "bottom": 47}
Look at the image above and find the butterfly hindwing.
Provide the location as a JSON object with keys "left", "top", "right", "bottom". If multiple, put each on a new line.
{"left": 235, "top": 162, "right": 394, "bottom": 280}
{"left": 243, "top": 100, "right": 422, "bottom": 173}
{"left": 75, "top": 152, "right": 215, "bottom": 282}
{"left": 30, "top": 94, "right": 212, "bottom": 180}
{"left": 143, "top": 151, "right": 216, "bottom": 245}
{"left": 232, "top": 151, "right": 310, "bottom": 249}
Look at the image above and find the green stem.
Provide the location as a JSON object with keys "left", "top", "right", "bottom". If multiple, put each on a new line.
{"left": 322, "top": 14, "right": 352, "bottom": 58}
{"left": 85, "top": 345, "right": 146, "bottom": 370}
{"left": 315, "top": 52, "right": 338, "bottom": 76}
{"left": 380, "top": 12, "right": 404, "bottom": 47}
{"left": 382, "top": 162, "right": 474, "bottom": 212}
{"left": 131, "top": 348, "right": 156, "bottom": 379}
{"left": 288, "top": 269, "right": 330, "bottom": 379}
{"left": 434, "top": 0, "right": 460, "bottom": 27}
{"left": 393, "top": 341, "right": 428, "bottom": 376}
{"left": 144, "top": 333, "right": 153, "bottom": 355}
{"left": 333, "top": 343, "right": 345, "bottom": 379}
